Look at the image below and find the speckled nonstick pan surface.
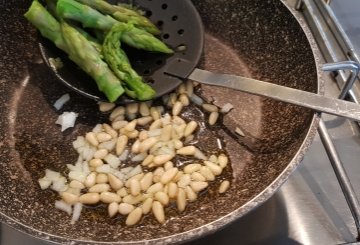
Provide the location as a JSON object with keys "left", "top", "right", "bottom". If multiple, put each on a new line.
{"left": 0, "top": 0, "right": 322, "bottom": 244}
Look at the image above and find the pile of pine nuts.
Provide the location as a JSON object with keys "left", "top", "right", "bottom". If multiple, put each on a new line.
{"left": 40, "top": 81, "right": 231, "bottom": 225}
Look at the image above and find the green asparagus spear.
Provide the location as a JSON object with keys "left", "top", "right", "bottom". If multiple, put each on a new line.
{"left": 75, "top": 0, "right": 160, "bottom": 35}
{"left": 56, "top": 0, "right": 118, "bottom": 31}
{"left": 103, "top": 23, "right": 156, "bottom": 101}
{"left": 61, "top": 22, "right": 125, "bottom": 102}
{"left": 56, "top": 0, "right": 173, "bottom": 53}
{"left": 24, "top": 0, "right": 69, "bottom": 53}
{"left": 24, "top": 1, "right": 125, "bottom": 102}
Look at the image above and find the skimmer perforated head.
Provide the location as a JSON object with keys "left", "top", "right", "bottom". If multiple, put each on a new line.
{"left": 39, "top": 0, "right": 204, "bottom": 103}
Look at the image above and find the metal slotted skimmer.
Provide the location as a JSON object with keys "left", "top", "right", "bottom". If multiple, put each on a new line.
{"left": 40, "top": 0, "right": 360, "bottom": 121}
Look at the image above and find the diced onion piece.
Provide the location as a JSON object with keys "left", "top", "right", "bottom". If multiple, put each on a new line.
{"left": 55, "top": 200, "right": 72, "bottom": 216}
{"left": 104, "top": 154, "right": 121, "bottom": 168}
{"left": 71, "top": 203, "right": 83, "bottom": 224}
{"left": 38, "top": 178, "right": 51, "bottom": 190}
{"left": 119, "top": 149, "right": 129, "bottom": 161}
{"left": 126, "top": 165, "right": 142, "bottom": 179}
{"left": 72, "top": 136, "right": 86, "bottom": 149}
{"left": 96, "top": 164, "right": 112, "bottom": 173}
{"left": 131, "top": 153, "right": 147, "bottom": 162}
{"left": 53, "top": 93, "right": 70, "bottom": 110}
{"left": 220, "top": 103, "right": 234, "bottom": 113}
{"left": 45, "top": 169, "right": 61, "bottom": 181}
{"left": 235, "top": 127, "right": 245, "bottom": 137}
{"left": 68, "top": 171, "right": 86, "bottom": 183}
{"left": 56, "top": 112, "right": 78, "bottom": 132}
{"left": 51, "top": 177, "right": 68, "bottom": 192}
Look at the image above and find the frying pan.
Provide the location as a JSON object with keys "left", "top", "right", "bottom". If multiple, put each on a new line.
{"left": 0, "top": 0, "right": 322, "bottom": 244}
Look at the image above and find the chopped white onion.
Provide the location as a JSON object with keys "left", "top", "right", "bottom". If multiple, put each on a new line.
{"left": 131, "top": 152, "right": 147, "bottom": 162}
{"left": 45, "top": 169, "right": 61, "bottom": 181}
{"left": 71, "top": 203, "right": 83, "bottom": 224}
{"left": 120, "top": 166, "right": 133, "bottom": 175}
{"left": 53, "top": 94, "right": 70, "bottom": 110}
{"left": 55, "top": 200, "right": 72, "bottom": 216}
{"left": 96, "top": 164, "right": 112, "bottom": 173}
{"left": 68, "top": 171, "right": 86, "bottom": 183}
{"left": 51, "top": 177, "right": 68, "bottom": 192}
{"left": 104, "top": 154, "right": 121, "bottom": 168}
{"left": 92, "top": 124, "right": 103, "bottom": 133}
{"left": 56, "top": 112, "right": 78, "bottom": 132}
{"left": 81, "top": 161, "right": 91, "bottom": 175}
{"left": 125, "top": 165, "right": 142, "bottom": 179}
{"left": 118, "top": 149, "right": 129, "bottom": 161}
{"left": 38, "top": 178, "right": 52, "bottom": 190}
{"left": 72, "top": 136, "right": 86, "bottom": 149}
{"left": 82, "top": 147, "right": 96, "bottom": 161}
{"left": 220, "top": 103, "right": 234, "bottom": 113}
{"left": 235, "top": 127, "right": 245, "bottom": 137}
{"left": 98, "top": 139, "right": 116, "bottom": 151}
{"left": 112, "top": 170, "right": 125, "bottom": 181}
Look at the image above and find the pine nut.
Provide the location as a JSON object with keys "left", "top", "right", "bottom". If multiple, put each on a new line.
{"left": 174, "top": 124, "right": 186, "bottom": 139}
{"left": 79, "top": 193, "right": 100, "bottom": 204}
{"left": 172, "top": 101, "right": 183, "bottom": 116}
{"left": 99, "top": 102, "right": 115, "bottom": 112}
{"left": 202, "top": 103, "right": 218, "bottom": 112}
{"left": 152, "top": 201, "right": 165, "bottom": 224}
{"left": 186, "top": 80, "right": 194, "bottom": 96}
{"left": 173, "top": 171, "right": 184, "bottom": 182}
{"left": 117, "top": 187, "right": 128, "bottom": 197}
{"left": 142, "top": 154, "right": 154, "bottom": 166}
{"left": 184, "top": 121, "right": 197, "bottom": 137}
{"left": 153, "top": 154, "right": 174, "bottom": 166}
{"left": 139, "top": 102, "right": 150, "bottom": 116}
{"left": 100, "top": 192, "right": 121, "bottom": 203}
{"left": 89, "top": 158, "right": 104, "bottom": 168}
{"left": 137, "top": 116, "right": 153, "bottom": 126}
{"left": 168, "top": 182, "right": 178, "bottom": 198}
{"left": 86, "top": 132, "right": 99, "bottom": 146}
{"left": 84, "top": 172, "right": 97, "bottom": 188}
{"left": 96, "top": 132, "right": 112, "bottom": 143}
{"left": 218, "top": 154, "right": 229, "bottom": 168}
{"left": 108, "top": 174, "right": 123, "bottom": 190}
{"left": 129, "top": 179, "right": 141, "bottom": 196}
{"left": 185, "top": 186, "right": 197, "bottom": 202}
{"left": 204, "top": 161, "right": 223, "bottom": 175}
{"left": 184, "top": 164, "right": 202, "bottom": 174}
{"left": 176, "top": 146, "right": 196, "bottom": 155}
{"left": 94, "top": 149, "right": 108, "bottom": 159}
{"left": 139, "top": 130, "right": 148, "bottom": 141}
{"left": 209, "top": 112, "right": 219, "bottom": 125}
{"left": 125, "top": 119, "right": 137, "bottom": 131}
{"left": 219, "top": 180, "right": 230, "bottom": 193}
{"left": 131, "top": 139, "right": 141, "bottom": 153}
{"left": 122, "top": 194, "right": 144, "bottom": 205}
{"left": 96, "top": 173, "right": 108, "bottom": 184}
{"left": 125, "top": 208, "right": 142, "bottom": 226}
{"left": 112, "top": 115, "right": 125, "bottom": 122}
{"left": 112, "top": 120, "right": 128, "bottom": 130}
{"left": 139, "top": 137, "right": 157, "bottom": 153}
{"left": 153, "top": 167, "right": 165, "bottom": 183}
{"left": 209, "top": 155, "right": 218, "bottom": 163}
{"left": 140, "top": 172, "right": 153, "bottom": 191}
{"left": 89, "top": 183, "right": 110, "bottom": 193}
{"left": 64, "top": 187, "right": 81, "bottom": 196}
{"left": 61, "top": 192, "right": 79, "bottom": 205}
{"left": 147, "top": 183, "right": 163, "bottom": 194}
{"left": 69, "top": 180, "right": 85, "bottom": 189}
{"left": 149, "top": 119, "right": 162, "bottom": 130}
{"left": 125, "top": 129, "right": 139, "bottom": 139}
{"left": 108, "top": 202, "right": 119, "bottom": 217}
{"left": 191, "top": 172, "right": 206, "bottom": 182}
{"left": 154, "top": 191, "right": 170, "bottom": 206}
{"left": 177, "top": 83, "right": 186, "bottom": 94}
{"left": 173, "top": 116, "right": 186, "bottom": 126}
{"left": 126, "top": 103, "right": 139, "bottom": 115}
{"left": 177, "top": 174, "right": 191, "bottom": 188}
{"left": 161, "top": 168, "right": 178, "bottom": 184}
{"left": 103, "top": 123, "right": 118, "bottom": 138}
{"left": 110, "top": 106, "right": 125, "bottom": 120}
{"left": 179, "top": 94, "right": 190, "bottom": 106}
{"left": 142, "top": 197, "right": 153, "bottom": 214}
{"left": 177, "top": 188, "right": 186, "bottom": 212}
{"left": 173, "top": 139, "right": 183, "bottom": 149}
{"left": 116, "top": 135, "right": 128, "bottom": 155}
{"left": 190, "top": 181, "right": 208, "bottom": 192}
{"left": 118, "top": 203, "right": 135, "bottom": 215}
{"left": 200, "top": 166, "right": 215, "bottom": 181}
{"left": 161, "top": 125, "right": 172, "bottom": 142}
{"left": 150, "top": 107, "right": 160, "bottom": 120}
{"left": 169, "top": 93, "right": 177, "bottom": 106}
{"left": 164, "top": 161, "right": 174, "bottom": 170}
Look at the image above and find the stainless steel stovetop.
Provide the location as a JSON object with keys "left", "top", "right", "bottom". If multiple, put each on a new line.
{"left": 2, "top": 0, "right": 360, "bottom": 244}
